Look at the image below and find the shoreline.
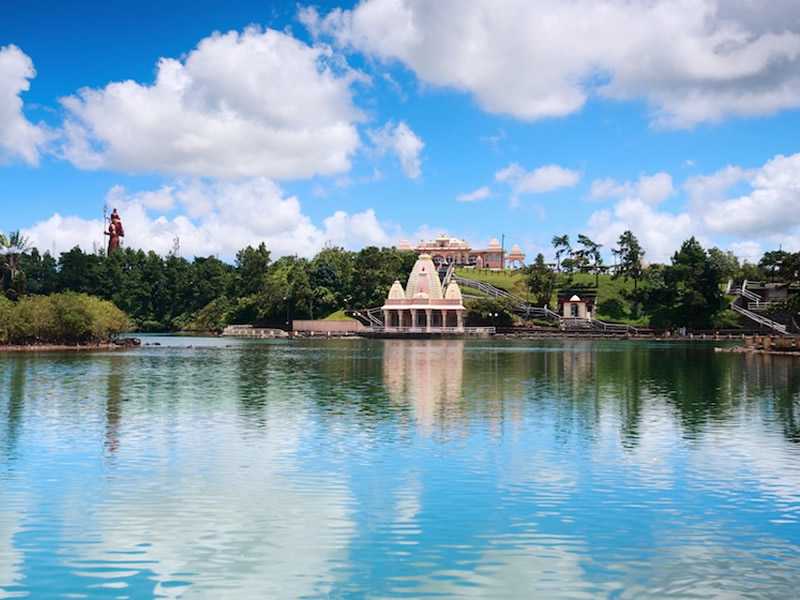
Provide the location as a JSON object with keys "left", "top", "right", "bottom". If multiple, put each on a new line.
{"left": 0, "top": 339, "right": 140, "bottom": 353}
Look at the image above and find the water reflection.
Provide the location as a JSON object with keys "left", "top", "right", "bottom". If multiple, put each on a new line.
{"left": 0, "top": 340, "right": 799, "bottom": 598}
{"left": 383, "top": 340, "right": 464, "bottom": 431}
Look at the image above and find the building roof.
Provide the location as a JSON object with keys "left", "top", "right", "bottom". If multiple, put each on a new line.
{"left": 405, "top": 254, "right": 443, "bottom": 299}
{"left": 487, "top": 237, "right": 501, "bottom": 249}
{"left": 508, "top": 244, "right": 524, "bottom": 258}
{"left": 388, "top": 280, "right": 405, "bottom": 300}
{"left": 445, "top": 280, "right": 463, "bottom": 301}
{"left": 398, "top": 238, "right": 412, "bottom": 251}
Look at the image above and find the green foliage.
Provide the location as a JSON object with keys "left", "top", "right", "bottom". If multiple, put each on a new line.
{"left": 641, "top": 237, "right": 723, "bottom": 328}
{"left": 464, "top": 297, "right": 516, "bottom": 327}
{"left": 710, "top": 309, "right": 744, "bottom": 329}
{"left": 612, "top": 230, "right": 645, "bottom": 291}
{"left": 1, "top": 292, "right": 132, "bottom": 345}
{"left": 524, "top": 253, "right": 557, "bottom": 307}
{"left": 322, "top": 309, "right": 356, "bottom": 321}
{"left": 708, "top": 247, "right": 740, "bottom": 282}
{"left": 13, "top": 231, "right": 792, "bottom": 335}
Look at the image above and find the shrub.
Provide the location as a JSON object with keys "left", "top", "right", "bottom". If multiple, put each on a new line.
{"left": 2, "top": 292, "right": 132, "bottom": 345}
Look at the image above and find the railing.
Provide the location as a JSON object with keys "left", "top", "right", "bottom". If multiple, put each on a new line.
{"left": 349, "top": 307, "right": 384, "bottom": 327}
{"left": 730, "top": 303, "right": 787, "bottom": 333}
{"left": 590, "top": 318, "right": 639, "bottom": 334}
{"left": 454, "top": 275, "right": 514, "bottom": 299}
{"left": 375, "top": 326, "right": 495, "bottom": 334}
{"left": 740, "top": 288, "right": 762, "bottom": 302}
{"left": 455, "top": 275, "right": 563, "bottom": 324}
{"left": 747, "top": 301, "right": 771, "bottom": 311}
{"left": 442, "top": 262, "right": 456, "bottom": 286}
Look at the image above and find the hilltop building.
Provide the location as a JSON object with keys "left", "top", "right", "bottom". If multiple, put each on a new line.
{"left": 382, "top": 254, "right": 466, "bottom": 332}
{"left": 399, "top": 234, "right": 525, "bottom": 269}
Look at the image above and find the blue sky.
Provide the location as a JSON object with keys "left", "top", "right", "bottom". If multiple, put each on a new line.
{"left": 2, "top": 0, "right": 800, "bottom": 264}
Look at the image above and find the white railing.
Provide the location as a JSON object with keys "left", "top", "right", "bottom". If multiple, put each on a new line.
{"left": 730, "top": 303, "right": 787, "bottom": 333}
{"left": 377, "top": 326, "right": 495, "bottom": 334}
{"left": 747, "top": 301, "right": 771, "bottom": 311}
{"left": 590, "top": 318, "right": 639, "bottom": 334}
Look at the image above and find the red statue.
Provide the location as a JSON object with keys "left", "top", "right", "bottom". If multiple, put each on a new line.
{"left": 105, "top": 208, "right": 125, "bottom": 254}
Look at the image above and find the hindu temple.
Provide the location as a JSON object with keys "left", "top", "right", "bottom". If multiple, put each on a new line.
{"left": 382, "top": 254, "right": 466, "bottom": 333}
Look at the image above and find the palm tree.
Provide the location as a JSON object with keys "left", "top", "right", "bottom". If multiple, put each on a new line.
{"left": 1, "top": 230, "right": 33, "bottom": 284}
{"left": 551, "top": 234, "right": 570, "bottom": 272}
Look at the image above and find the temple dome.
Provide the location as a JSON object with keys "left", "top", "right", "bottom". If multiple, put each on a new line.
{"left": 398, "top": 238, "right": 412, "bottom": 251}
{"left": 445, "top": 280, "right": 463, "bottom": 301}
{"left": 508, "top": 244, "right": 524, "bottom": 257}
{"left": 405, "top": 254, "right": 443, "bottom": 299}
{"left": 488, "top": 237, "right": 501, "bottom": 249}
{"left": 388, "top": 280, "right": 405, "bottom": 300}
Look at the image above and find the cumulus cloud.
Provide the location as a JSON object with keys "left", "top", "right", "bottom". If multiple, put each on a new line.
{"left": 303, "top": 0, "right": 800, "bottom": 127}
{"left": 495, "top": 162, "right": 580, "bottom": 205}
{"left": 23, "top": 178, "right": 394, "bottom": 259}
{"left": 586, "top": 154, "right": 800, "bottom": 262}
{"left": 58, "top": 27, "right": 365, "bottom": 178}
{"left": 691, "top": 153, "right": 800, "bottom": 238}
{"left": 0, "top": 45, "right": 47, "bottom": 165}
{"left": 368, "top": 120, "right": 424, "bottom": 179}
{"left": 590, "top": 172, "right": 673, "bottom": 206}
{"left": 456, "top": 186, "right": 492, "bottom": 202}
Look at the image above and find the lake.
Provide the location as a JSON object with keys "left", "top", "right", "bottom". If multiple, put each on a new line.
{"left": 1, "top": 337, "right": 799, "bottom": 599}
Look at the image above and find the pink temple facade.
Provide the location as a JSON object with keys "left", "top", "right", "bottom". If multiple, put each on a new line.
{"left": 382, "top": 254, "right": 466, "bottom": 332}
{"left": 399, "top": 234, "right": 525, "bottom": 269}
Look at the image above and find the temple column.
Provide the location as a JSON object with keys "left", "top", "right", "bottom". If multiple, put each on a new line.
{"left": 456, "top": 312, "right": 464, "bottom": 332}
{"left": 425, "top": 309, "right": 432, "bottom": 332}
{"left": 383, "top": 309, "right": 391, "bottom": 331}
{"left": 410, "top": 309, "right": 417, "bottom": 331}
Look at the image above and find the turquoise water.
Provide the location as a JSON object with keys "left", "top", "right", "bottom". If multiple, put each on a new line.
{"left": 1, "top": 337, "right": 799, "bottom": 599}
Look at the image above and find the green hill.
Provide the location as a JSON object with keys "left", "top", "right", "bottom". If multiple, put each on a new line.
{"left": 454, "top": 268, "right": 647, "bottom": 325}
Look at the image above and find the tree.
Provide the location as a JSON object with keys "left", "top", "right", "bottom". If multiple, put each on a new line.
{"left": 708, "top": 247, "right": 740, "bottom": 283}
{"left": 232, "top": 243, "right": 271, "bottom": 297}
{"left": 1, "top": 230, "right": 33, "bottom": 298}
{"left": 612, "top": 230, "right": 645, "bottom": 291}
{"left": 642, "top": 237, "right": 722, "bottom": 329}
{"left": 525, "top": 253, "right": 557, "bottom": 307}
{"left": 551, "top": 234, "right": 570, "bottom": 272}
{"left": 577, "top": 234, "right": 603, "bottom": 286}
{"left": 759, "top": 250, "right": 789, "bottom": 282}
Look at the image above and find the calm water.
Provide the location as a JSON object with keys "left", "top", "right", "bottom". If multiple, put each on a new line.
{"left": 1, "top": 337, "right": 799, "bottom": 599}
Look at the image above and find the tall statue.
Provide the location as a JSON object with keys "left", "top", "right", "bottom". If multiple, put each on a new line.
{"left": 105, "top": 208, "right": 125, "bottom": 254}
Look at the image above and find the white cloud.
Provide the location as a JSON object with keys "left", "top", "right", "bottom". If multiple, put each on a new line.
{"left": 303, "top": 0, "right": 800, "bottom": 127}
{"left": 58, "top": 27, "right": 365, "bottom": 179}
{"left": 23, "top": 178, "right": 394, "bottom": 259}
{"left": 0, "top": 45, "right": 47, "bottom": 165}
{"left": 456, "top": 186, "right": 492, "bottom": 202}
{"left": 591, "top": 172, "right": 673, "bottom": 206}
{"left": 590, "top": 177, "right": 632, "bottom": 201}
{"left": 495, "top": 162, "right": 580, "bottom": 205}
{"left": 586, "top": 155, "right": 800, "bottom": 262}
{"left": 368, "top": 120, "right": 424, "bottom": 179}
{"left": 688, "top": 154, "right": 800, "bottom": 237}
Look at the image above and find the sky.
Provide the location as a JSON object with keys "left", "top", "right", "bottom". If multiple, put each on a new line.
{"left": 2, "top": 0, "right": 800, "bottom": 265}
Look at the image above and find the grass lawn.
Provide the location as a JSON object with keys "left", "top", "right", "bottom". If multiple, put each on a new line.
{"left": 322, "top": 309, "right": 355, "bottom": 321}
{"left": 456, "top": 268, "right": 649, "bottom": 325}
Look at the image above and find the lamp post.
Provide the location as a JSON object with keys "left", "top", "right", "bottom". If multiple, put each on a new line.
{"left": 284, "top": 295, "right": 290, "bottom": 332}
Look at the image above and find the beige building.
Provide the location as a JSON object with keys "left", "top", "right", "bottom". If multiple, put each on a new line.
{"left": 382, "top": 254, "right": 466, "bottom": 332}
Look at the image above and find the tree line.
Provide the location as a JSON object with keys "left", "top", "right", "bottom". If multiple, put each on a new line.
{"left": 3, "top": 240, "right": 419, "bottom": 331}
{"left": 2, "top": 229, "right": 799, "bottom": 332}
{"left": 525, "top": 231, "right": 800, "bottom": 329}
